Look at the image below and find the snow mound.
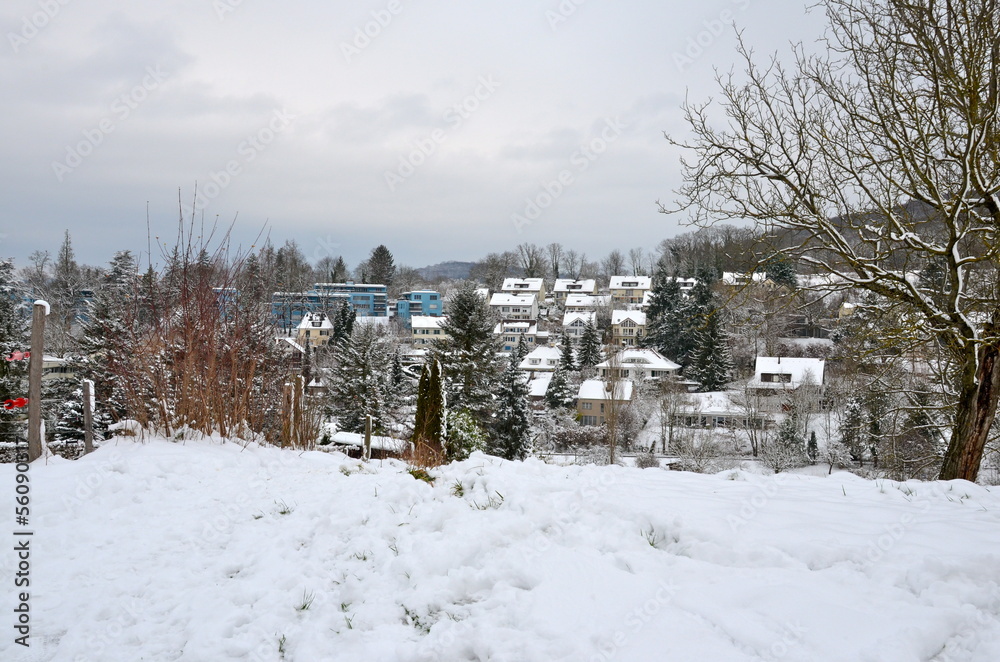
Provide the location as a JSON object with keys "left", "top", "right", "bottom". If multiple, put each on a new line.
{"left": 3, "top": 439, "right": 1000, "bottom": 661}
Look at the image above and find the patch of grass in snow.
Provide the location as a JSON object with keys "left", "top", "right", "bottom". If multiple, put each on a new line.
{"left": 471, "top": 491, "right": 505, "bottom": 510}
{"left": 451, "top": 480, "right": 465, "bottom": 497}
{"left": 275, "top": 500, "right": 294, "bottom": 515}
{"left": 403, "top": 606, "right": 431, "bottom": 634}
{"left": 642, "top": 526, "right": 663, "bottom": 549}
{"left": 278, "top": 634, "right": 287, "bottom": 658}
{"left": 296, "top": 590, "right": 315, "bottom": 611}
{"left": 407, "top": 467, "right": 435, "bottom": 484}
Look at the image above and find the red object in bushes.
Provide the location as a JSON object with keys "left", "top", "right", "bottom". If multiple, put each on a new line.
{"left": 3, "top": 397, "right": 28, "bottom": 410}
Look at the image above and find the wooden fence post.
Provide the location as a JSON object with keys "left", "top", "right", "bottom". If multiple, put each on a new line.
{"left": 364, "top": 415, "right": 372, "bottom": 461}
{"left": 82, "top": 379, "right": 95, "bottom": 455}
{"left": 27, "top": 301, "right": 48, "bottom": 462}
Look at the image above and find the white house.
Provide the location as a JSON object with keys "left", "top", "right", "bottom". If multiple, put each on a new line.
{"left": 411, "top": 315, "right": 448, "bottom": 347}
{"left": 609, "top": 276, "right": 652, "bottom": 306}
{"left": 495, "top": 321, "right": 539, "bottom": 353}
{"left": 489, "top": 293, "right": 539, "bottom": 321}
{"left": 610, "top": 310, "right": 647, "bottom": 347}
{"left": 564, "top": 293, "right": 611, "bottom": 312}
{"left": 563, "top": 311, "right": 596, "bottom": 338}
{"left": 501, "top": 278, "right": 546, "bottom": 300}
{"left": 596, "top": 348, "right": 680, "bottom": 380}
{"left": 552, "top": 278, "right": 597, "bottom": 306}
{"left": 296, "top": 312, "right": 334, "bottom": 349}
{"left": 519, "top": 346, "right": 562, "bottom": 374}
{"left": 747, "top": 356, "right": 825, "bottom": 390}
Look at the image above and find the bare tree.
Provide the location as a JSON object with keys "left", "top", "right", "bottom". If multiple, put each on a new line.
{"left": 668, "top": 0, "right": 1000, "bottom": 481}
{"left": 600, "top": 249, "right": 625, "bottom": 284}
{"left": 516, "top": 243, "right": 548, "bottom": 279}
{"left": 546, "top": 243, "right": 564, "bottom": 280}
{"left": 628, "top": 247, "right": 646, "bottom": 276}
{"left": 469, "top": 251, "right": 518, "bottom": 292}
{"left": 563, "top": 249, "right": 582, "bottom": 280}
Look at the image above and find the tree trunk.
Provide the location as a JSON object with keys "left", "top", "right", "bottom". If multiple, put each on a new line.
{"left": 939, "top": 341, "right": 1000, "bottom": 481}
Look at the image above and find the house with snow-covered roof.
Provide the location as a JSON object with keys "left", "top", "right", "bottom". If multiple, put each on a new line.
{"left": 501, "top": 278, "right": 546, "bottom": 300}
{"left": 563, "top": 311, "right": 596, "bottom": 338}
{"left": 564, "top": 293, "right": 611, "bottom": 312}
{"left": 609, "top": 276, "right": 652, "bottom": 307}
{"left": 518, "top": 346, "right": 561, "bottom": 375}
{"left": 494, "top": 321, "right": 539, "bottom": 353}
{"left": 489, "top": 293, "right": 538, "bottom": 321}
{"left": 411, "top": 315, "right": 449, "bottom": 347}
{"left": 295, "top": 312, "right": 334, "bottom": 349}
{"left": 552, "top": 278, "right": 597, "bottom": 306}
{"left": 611, "top": 310, "right": 647, "bottom": 347}
{"left": 576, "top": 379, "right": 634, "bottom": 426}
{"left": 747, "top": 356, "right": 825, "bottom": 391}
{"left": 596, "top": 348, "right": 679, "bottom": 380}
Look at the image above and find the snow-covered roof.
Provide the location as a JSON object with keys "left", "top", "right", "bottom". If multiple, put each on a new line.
{"left": 501, "top": 278, "right": 545, "bottom": 293}
{"left": 276, "top": 336, "right": 305, "bottom": 353}
{"left": 564, "top": 294, "right": 611, "bottom": 308}
{"left": 474, "top": 287, "right": 490, "bottom": 300}
{"left": 611, "top": 310, "right": 647, "bottom": 326}
{"left": 528, "top": 375, "right": 552, "bottom": 398}
{"left": 609, "top": 276, "right": 652, "bottom": 290}
{"left": 297, "top": 312, "right": 333, "bottom": 330}
{"left": 596, "top": 348, "right": 679, "bottom": 372}
{"left": 489, "top": 293, "right": 537, "bottom": 307}
{"left": 552, "top": 278, "right": 597, "bottom": 294}
{"left": 562, "top": 311, "right": 596, "bottom": 327}
{"left": 495, "top": 322, "right": 537, "bottom": 334}
{"left": 518, "top": 346, "right": 561, "bottom": 371}
{"left": 677, "top": 391, "right": 744, "bottom": 416}
{"left": 722, "top": 271, "right": 767, "bottom": 286}
{"left": 411, "top": 315, "right": 447, "bottom": 330}
{"left": 748, "top": 357, "right": 825, "bottom": 389}
{"left": 577, "top": 379, "right": 634, "bottom": 402}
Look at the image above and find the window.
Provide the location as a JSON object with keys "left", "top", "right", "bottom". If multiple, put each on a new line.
{"left": 581, "top": 415, "right": 598, "bottom": 426}
{"left": 581, "top": 402, "right": 592, "bottom": 410}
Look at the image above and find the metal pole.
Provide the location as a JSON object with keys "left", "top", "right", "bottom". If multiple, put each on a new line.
{"left": 27, "top": 301, "right": 47, "bottom": 462}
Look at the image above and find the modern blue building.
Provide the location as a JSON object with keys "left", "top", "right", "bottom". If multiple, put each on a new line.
{"left": 393, "top": 290, "right": 443, "bottom": 324}
{"left": 314, "top": 282, "right": 388, "bottom": 317}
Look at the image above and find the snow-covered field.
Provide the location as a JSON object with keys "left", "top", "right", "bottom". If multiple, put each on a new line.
{"left": 3, "top": 439, "right": 1000, "bottom": 661}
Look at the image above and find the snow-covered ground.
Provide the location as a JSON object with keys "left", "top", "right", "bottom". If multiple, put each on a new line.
{"left": 3, "top": 438, "right": 1000, "bottom": 661}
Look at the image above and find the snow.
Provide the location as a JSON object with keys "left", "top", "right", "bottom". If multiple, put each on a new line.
{"left": 34, "top": 299, "right": 51, "bottom": 316}
{"left": 578, "top": 378, "right": 634, "bottom": 402}
{"left": 326, "top": 431, "right": 410, "bottom": 453}
{"left": 747, "top": 356, "right": 826, "bottom": 389}
{"left": 4, "top": 439, "right": 1000, "bottom": 661}
{"left": 611, "top": 310, "right": 647, "bottom": 326}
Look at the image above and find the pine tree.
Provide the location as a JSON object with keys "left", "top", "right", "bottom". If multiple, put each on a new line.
{"left": 514, "top": 334, "right": 530, "bottom": 364}
{"left": 839, "top": 396, "right": 867, "bottom": 465}
{"left": 412, "top": 360, "right": 445, "bottom": 457}
{"left": 367, "top": 245, "right": 396, "bottom": 287}
{"left": 328, "top": 323, "right": 400, "bottom": 434}
{"left": 51, "top": 382, "right": 86, "bottom": 443}
{"left": 643, "top": 272, "right": 697, "bottom": 367}
{"left": 391, "top": 349, "right": 404, "bottom": 388}
{"left": 429, "top": 281, "right": 502, "bottom": 421}
{"left": 545, "top": 364, "right": 575, "bottom": 410}
{"left": 764, "top": 253, "right": 798, "bottom": 288}
{"left": 489, "top": 353, "right": 531, "bottom": 460}
{"left": 0, "top": 259, "right": 28, "bottom": 443}
{"left": 688, "top": 307, "right": 733, "bottom": 392}
{"left": 333, "top": 302, "right": 355, "bottom": 344}
{"left": 559, "top": 330, "right": 577, "bottom": 371}
{"left": 49, "top": 230, "right": 82, "bottom": 355}
{"left": 807, "top": 430, "right": 818, "bottom": 464}
{"left": 577, "top": 320, "right": 602, "bottom": 369}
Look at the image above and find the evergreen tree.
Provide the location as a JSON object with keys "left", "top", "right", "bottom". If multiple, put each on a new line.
{"left": 49, "top": 230, "right": 82, "bottom": 355}
{"left": 429, "top": 281, "right": 502, "bottom": 421}
{"left": 489, "top": 353, "right": 531, "bottom": 460}
{"left": 687, "top": 307, "right": 733, "bottom": 392}
{"left": 367, "top": 245, "right": 396, "bottom": 287}
{"left": 643, "top": 273, "right": 697, "bottom": 367}
{"left": 545, "top": 364, "right": 575, "bottom": 410}
{"left": 0, "top": 259, "right": 28, "bottom": 443}
{"left": 764, "top": 253, "right": 798, "bottom": 289}
{"left": 51, "top": 381, "right": 86, "bottom": 443}
{"left": 762, "top": 412, "right": 806, "bottom": 473}
{"left": 333, "top": 302, "right": 355, "bottom": 344}
{"left": 839, "top": 396, "right": 867, "bottom": 465}
{"left": 807, "top": 430, "right": 818, "bottom": 464}
{"left": 514, "top": 334, "right": 530, "bottom": 364}
{"left": 445, "top": 408, "right": 487, "bottom": 461}
{"left": 328, "top": 323, "right": 400, "bottom": 434}
{"left": 301, "top": 341, "right": 313, "bottom": 385}
{"left": 559, "top": 330, "right": 577, "bottom": 371}
{"left": 331, "top": 256, "right": 349, "bottom": 283}
{"left": 412, "top": 360, "right": 445, "bottom": 456}
{"left": 577, "top": 320, "right": 602, "bottom": 369}
{"left": 391, "top": 349, "right": 404, "bottom": 388}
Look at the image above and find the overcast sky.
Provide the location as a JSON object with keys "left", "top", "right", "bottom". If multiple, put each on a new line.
{"left": 1, "top": 0, "right": 825, "bottom": 272}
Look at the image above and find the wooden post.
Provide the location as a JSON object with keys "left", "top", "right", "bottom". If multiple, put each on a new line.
{"left": 27, "top": 301, "right": 47, "bottom": 462}
{"left": 82, "top": 379, "right": 95, "bottom": 455}
{"left": 363, "top": 414, "right": 372, "bottom": 461}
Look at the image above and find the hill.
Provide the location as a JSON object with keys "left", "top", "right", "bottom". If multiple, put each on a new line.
{"left": 4, "top": 439, "right": 1000, "bottom": 661}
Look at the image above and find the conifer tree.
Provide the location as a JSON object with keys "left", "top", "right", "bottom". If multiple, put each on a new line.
{"left": 445, "top": 408, "right": 487, "bottom": 461}
{"left": 412, "top": 360, "right": 445, "bottom": 456}
{"left": 807, "top": 430, "right": 818, "bottom": 465}
{"left": 328, "top": 323, "right": 400, "bottom": 434}
{"left": 391, "top": 349, "right": 404, "bottom": 388}
{"left": 0, "top": 259, "right": 28, "bottom": 443}
{"left": 687, "top": 307, "right": 733, "bottom": 392}
{"left": 429, "top": 281, "right": 502, "bottom": 421}
{"left": 367, "top": 245, "right": 396, "bottom": 287}
{"left": 577, "top": 320, "right": 602, "bottom": 369}
{"left": 514, "top": 334, "right": 530, "bottom": 364}
{"left": 490, "top": 353, "right": 531, "bottom": 460}
{"left": 559, "top": 330, "right": 577, "bottom": 372}
{"left": 545, "top": 364, "right": 575, "bottom": 410}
